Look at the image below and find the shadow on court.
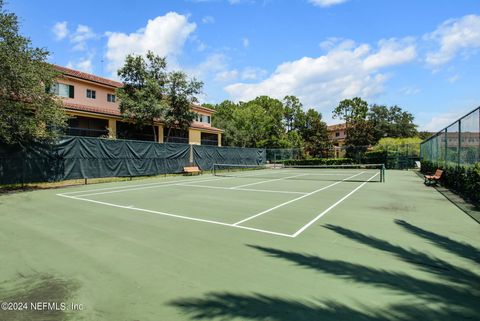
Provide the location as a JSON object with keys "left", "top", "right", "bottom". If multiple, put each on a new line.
{"left": 170, "top": 221, "right": 480, "bottom": 321}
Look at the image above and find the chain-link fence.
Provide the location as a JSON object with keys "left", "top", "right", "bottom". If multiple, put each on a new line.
{"left": 420, "top": 106, "right": 480, "bottom": 166}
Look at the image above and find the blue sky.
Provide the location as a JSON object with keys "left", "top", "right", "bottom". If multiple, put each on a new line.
{"left": 8, "top": 0, "right": 480, "bottom": 130}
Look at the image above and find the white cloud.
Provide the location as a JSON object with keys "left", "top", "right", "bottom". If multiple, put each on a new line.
{"left": 309, "top": 0, "right": 349, "bottom": 8}
{"left": 215, "top": 69, "right": 239, "bottom": 82}
{"left": 70, "top": 25, "right": 96, "bottom": 51}
{"left": 105, "top": 12, "right": 196, "bottom": 75}
{"left": 66, "top": 56, "right": 94, "bottom": 73}
{"left": 398, "top": 86, "right": 420, "bottom": 96}
{"left": 202, "top": 16, "right": 215, "bottom": 24}
{"left": 422, "top": 110, "right": 465, "bottom": 131}
{"left": 52, "top": 21, "right": 68, "bottom": 40}
{"left": 243, "top": 37, "right": 250, "bottom": 48}
{"left": 363, "top": 38, "right": 417, "bottom": 70}
{"left": 425, "top": 14, "right": 480, "bottom": 66}
{"left": 224, "top": 39, "right": 415, "bottom": 109}
{"left": 447, "top": 74, "right": 460, "bottom": 83}
{"left": 241, "top": 67, "right": 267, "bottom": 80}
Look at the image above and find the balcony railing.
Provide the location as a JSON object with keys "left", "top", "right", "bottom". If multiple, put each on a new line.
{"left": 66, "top": 127, "right": 109, "bottom": 138}
{"left": 201, "top": 139, "right": 219, "bottom": 146}
{"left": 164, "top": 136, "right": 189, "bottom": 144}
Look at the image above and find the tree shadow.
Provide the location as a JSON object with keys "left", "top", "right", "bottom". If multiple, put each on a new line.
{"left": 395, "top": 219, "right": 480, "bottom": 264}
{"left": 170, "top": 221, "right": 480, "bottom": 321}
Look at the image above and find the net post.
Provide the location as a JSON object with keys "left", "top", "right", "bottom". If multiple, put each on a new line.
{"left": 381, "top": 164, "right": 385, "bottom": 182}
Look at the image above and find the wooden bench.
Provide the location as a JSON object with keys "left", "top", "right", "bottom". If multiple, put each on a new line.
{"left": 424, "top": 169, "right": 443, "bottom": 186}
{"left": 183, "top": 166, "right": 202, "bottom": 176}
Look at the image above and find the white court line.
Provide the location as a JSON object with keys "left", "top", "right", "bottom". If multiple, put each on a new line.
{"left": 292, "top": 172, "right": 379, "bottom": 237}
{"left": 228, "top": 173, "right": 310, "bottom": 189}
{"left": 57, "top": 193, "right": 293, "bottom": 238}
{"left": 69, "top": 176, "right": 231, "bottom": 198}
{"left": 176, "top": 183, "right": 308, "bottom": 195}
{"left": 232, "top": 171, "right": 365, "bottom": 226}
{"left": 59, "top": 167, "right": 280, "bottom": 196}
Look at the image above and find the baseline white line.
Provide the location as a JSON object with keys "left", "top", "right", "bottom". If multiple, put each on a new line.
{"left": 57, "top": 194, "right": 293, "bottom": 238}
{"left": 71, "top": 176, "right": 231, "bottom": 197}
{"left": 59, "top": 169, "right": 284, "bottom": 196}
{"left": 58, "top": 176, "right": 221, "bottom": 195}
{"left": 228, "top": 173, "right": 310, "bottom": 189}
{"left": 292, "top": 172, "right": 379, "bottom": 237}
{"left": 232, "top": 171, "right": 366, "bottom": 226}
{"left": 176, "top": 183, "right": 307, "bottom": 195}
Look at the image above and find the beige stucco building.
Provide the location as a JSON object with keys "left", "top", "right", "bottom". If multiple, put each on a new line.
{"left": 53, "top": 65, "right": 223, "bottom": 146}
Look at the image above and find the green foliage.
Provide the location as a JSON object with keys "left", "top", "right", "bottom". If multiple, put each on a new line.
{"left": 281, "top": 158, "right": 354, "bottom": 166}
{"left": 164, "top": 71, "right": 202, "bottom": 137}
{"left": 421, "top": 161, "right": 480, "bottom": 205}
{"left": 117, "top": 51, "right": 169, "bottom": 141}
{"left": 372, "top": 137, "right": 422, "bottom": 156}
{"left": 116, "top": 51, "right": 202, "bottom": 142}
{"left": 211, "top": 95, "right": 330, "bottom": 155}
{"left": 368, "top": 104, "right": 418, "bottom": 142}
{"left": 333, "top": 97, "right": 374, "bottom": 149}
{"left": 0, "top": 1, "right": 67, "bottom": 144}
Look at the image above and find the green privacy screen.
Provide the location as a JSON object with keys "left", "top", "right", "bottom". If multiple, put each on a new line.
{"left": 193, "top": 144, "right": 266, "bottom": 171}
{"left": 0, "top": 136, "right": 190, "bottom": 185}
{"left": 0, "top": 137, "right": 266, "bottom": 185}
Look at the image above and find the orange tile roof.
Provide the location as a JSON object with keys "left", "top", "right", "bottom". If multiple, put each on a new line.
{"left": 327, "top": 123, "right": 347, "bottom": 131}
{"left": 190, "top": 122, "right": 223, "bottom": 133}
{"left": 64, "top": 102, "right": 121, "bottom": 117}
{"left": 53, "top": 65, "right": 123, "bottom": 88}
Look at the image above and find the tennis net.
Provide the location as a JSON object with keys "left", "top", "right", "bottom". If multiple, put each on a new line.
{"left": 213, "top": 163, "right": 385, "bottom": 182}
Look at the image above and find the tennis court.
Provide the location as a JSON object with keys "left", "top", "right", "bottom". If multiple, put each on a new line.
{"left": 57, "top": 164, "right": 385, "bottom": 238}
{"left": 1, "top": 168, "right": 479, "bottom": 321}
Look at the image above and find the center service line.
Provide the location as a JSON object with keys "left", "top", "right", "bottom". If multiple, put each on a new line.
{"left": 232, "top": 171, "right": 366, "bottom": 226}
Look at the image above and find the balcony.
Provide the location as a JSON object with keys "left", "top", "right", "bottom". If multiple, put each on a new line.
{"left": 66, "top": 127, "right": 109, "bottom": 138}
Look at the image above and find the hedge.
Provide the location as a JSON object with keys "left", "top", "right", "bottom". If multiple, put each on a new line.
{"left": 421, "top": 160, "right": 480, "bottom": 206}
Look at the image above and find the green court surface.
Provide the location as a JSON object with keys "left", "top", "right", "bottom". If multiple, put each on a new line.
{"left": 0, "top": 169, "right": 479, "bottom": 321}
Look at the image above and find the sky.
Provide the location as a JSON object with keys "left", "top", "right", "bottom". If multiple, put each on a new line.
{"left": 7, "top": 0, "right": 480, "bottom": 130}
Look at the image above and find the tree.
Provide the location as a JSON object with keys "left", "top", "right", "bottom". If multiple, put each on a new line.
{"left": 333, "top": 97, "right": 374, "bottom": 147}
{"left": 116, "top": 51, "right": 169, "bottom": 142}
{"left": 116, "top": 52, "right": 202, "bottom": 142}
{"left": 300, "top": 109, "right": 331, "bottom": 157}
{"left": 368, "top": 104, "right": 417, "bottom": 142}
{"left": 0, "top": 0, "right": 67, "bottom": 145}
{"left": 163, "top": 71, "right": 203, "bottom": 141}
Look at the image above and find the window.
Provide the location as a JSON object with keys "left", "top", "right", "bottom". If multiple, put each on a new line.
{"left": 107, "top": 94, "right": 116, "bottom": 102}
{"left": 51, "top": 83, "right": 74, "bottom": 98}
{"left": 335, "top": 132, "right": 340, "bottom": 137}
{"left": 86, "top": 89, "right": 96, "bottom": 99}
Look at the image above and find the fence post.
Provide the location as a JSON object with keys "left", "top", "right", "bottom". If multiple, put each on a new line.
{"left": 444, "top": 128, "right": 448, "bottom": 166}
{"left": 458, "top": 119, "right": 461, "bottom": 167}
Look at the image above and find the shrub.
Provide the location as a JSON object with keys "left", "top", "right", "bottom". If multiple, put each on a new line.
{"left": 420, "top": 161, "right": 480, "bottom": 205}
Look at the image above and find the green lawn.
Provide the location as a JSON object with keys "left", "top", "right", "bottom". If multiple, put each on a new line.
{"left": 0, "top": 169, "right": 479, "bottom": 321}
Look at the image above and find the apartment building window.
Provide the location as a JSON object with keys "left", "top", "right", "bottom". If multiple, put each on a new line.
{"left": 335, "top": 132, "right": 340, "bottom": 137}
{"left": 195, "top": 114, "right": 211, "bottom": 124}
{"left": 107, "top": 94, "right": 116, "bottom": 102}
{"left": 51, "top": 83, "right": 74, "bottom": 98}
{"left": 86, "top": 89, "right": 96, "bottom": 99}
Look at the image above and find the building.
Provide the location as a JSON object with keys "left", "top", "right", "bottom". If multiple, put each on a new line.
{"left": 327, "top": 123, "right": 347, "bottom": 146}
{"left": 327, "top": 123, "right": 347, "bottom": 158}
{"left": 53, "top": 65, "right": 223, "bottom": 146}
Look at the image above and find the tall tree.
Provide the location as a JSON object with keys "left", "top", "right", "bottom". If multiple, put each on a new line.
{"left": 300, "top": 109, "right": 331, "bottom": 157}
{"left": 0, "top": 0, "right": 67, "bottom": 144}
{"left": 368, "top": 104, "right": 417, "bottom": 142}
{"left": 116, "top": 52, "right": 202, "bottom": 142}
{"left": 333, "top": 97, "right": 374, "bottom": 147}
{"left": 116, "top": 51, "right": 169, "bottom": 142}
{"left": 163, "top": 71, "right": 203, "bottom": 141}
